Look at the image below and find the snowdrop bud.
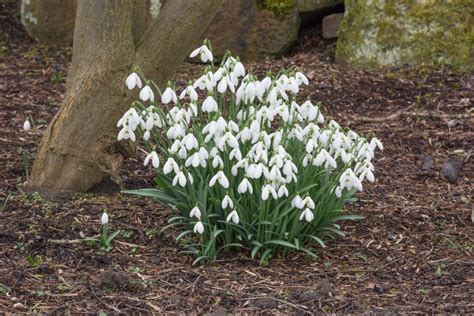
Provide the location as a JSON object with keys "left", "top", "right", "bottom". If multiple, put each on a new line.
{"left": 193, "top": 221, "right": 204, "bottom": 234}
{"left": 226, "top": 210, "right": 240, "bottom": 224}
{"left": 335, "top": 186, "right": 342, "bottom": 198}
{"left": 143, "top": 130, "right": 151, "bottom": 141}
{"left": 221, "top": 195, "right": 234, "bottom": 209}
{"left": 101, "top": 212, "right": 109, "bottom": 225}
{"left": 125, "top": 72, "right": 142, "bottom": 90}
{"left": 299, "top": 208, "right": 314, "bottom": 222}
{"left": 23, "top": 119, "right": 31, "bottom": 131}
{"left": 139, "top": 85, "right": 154, "bottom": 102}
{"left": 190, "top": 206, "right": 201, "bottom": 219}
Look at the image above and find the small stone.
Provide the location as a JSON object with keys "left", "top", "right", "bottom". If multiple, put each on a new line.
{"left": 421, "top": 156, "right": 434, "bottom": 171}
{"left": 322, "top": 13, "right": 344, "bottom": 39}
{"left": 440, "top": 156, "right": 463, "bottom": 184}
{"left": 13, "top": 302, "right": 26, "bottom": 310}
{"left": 251, "top": 297, "right": 278, "bottom": 309}
{"left": 100, "top": 269, "right": 129, "bottom": 290}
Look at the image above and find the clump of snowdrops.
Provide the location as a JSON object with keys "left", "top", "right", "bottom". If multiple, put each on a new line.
{"left": 118, "top": 40, "right": 383, "bottom": 264}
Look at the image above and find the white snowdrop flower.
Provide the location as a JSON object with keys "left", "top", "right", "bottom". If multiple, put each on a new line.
{"left": 295, "top": 71, "right": 309, "bottom": 86}
{"left": 190, "top": 45, "right": 213, "bottom": 63}
{"left": 299, "top": 208, "right": 314, "bottom": 222}
{"left": 101, "top": 212, "right": 109, "bottom": 225}
{"left": 292, "top": 195, "right": 305, "bottom": 209}
{"left": 202, "top": 95, "right": 218, "bottom": 113}
{"left": 261, "top": 184, "right": 277, "bottom": 201}
{"left": 261, "top": 76, "right": 272, "bottom": 91}
{"left": 183, "top": 133, "right": 198, "bottom": 150}
{"left": 193, "top": 221, "right": 204, "bottom": 234}
{"left": 247, "top": 163, "right": 263, "bottom": 179}
{"left": 172, "top": 171, "right": 187, "bottom": 187}
{"left": 118, "top": 126, "right": 136, "bottom": 142}
{"left": 163, "top": 158, "right": 179, "bottom": 175}
{"left": 143, "top": 130, "right": 150, "bottom": 141}
{"left": 370, "top": 137, "right": 384, "bottom": 151}
{"left": 302, "top": 196, "right": 315, "bottom": 209}
{"left": 234, "top": 61, "right": 245, "bottom": 77}
{"left": 212, "top": 155, "right": 224, "bottom": 168}
{"left": 313, "top": 149, "right": 328, "bottom": 167}
{"left": 334, "top": 186, "right": 342, "bottom": 198}
{"left": 209, "top": 171, "right": 229, "bottom": 188}
{"left": 226, "top": 210, "right": 240, "bottom": 224}
{"left": 221, "top": 195, "right": 234, "bottom": 209}
{"left": 190, "top": 206, "right": 201, "bottom": 219}
{"left": 188, "top": 173, "right": 194, "bottom": 184}
{"left": 23, "top": 119, "right": 31, "bottom": 131}
{"left": 185, "top": 152, "right": 201, "bottom": 168}
{"left": 278, "top": 185, "right": 289, "bottom": 198}
{"left": 324, "top": 154, "right": 337, "bottom": 169}
{"left": 238, "top": 178, "right": 253, "bottom": 194}
{"left": 139, "top": 85, "right": 154, "bottom": 102}
{"left": 177, "top": 146, "right": 188, "bottom": 159}
{"left": 144, "top": 151, "right": 159, "bottom": 168}
{"left": 162, "top": 87, "right": 178, "bottom": 104}
{"left": 229, "top": 148, "right": 242, "bottom": 161}
{"left": 125, "top": 72, "right": 142, "bottom": 90}
{"left": 288, "top": 77, "right": 299, "bottom": 94}
{"left": 180, "top": 85, "right": 198, "bottom": 101}
{"left": 306, "top": 139, "right": 316, "bottom": 154}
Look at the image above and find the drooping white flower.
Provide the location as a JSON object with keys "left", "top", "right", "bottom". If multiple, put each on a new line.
{"left": 261, "top": 184, "right": 277, "bottom": 201}
{"left": 226, "top": 210, "right": 240, "bottom": 224}
{"left": 23, "top": 119, "right": 31, "bottom": 131}
{"left": 125, "top": 72, "right": 142, "bottom": 90}
{"left": 209, "top": 171, "right": 229, "bottom": 188}
{"left": 144, "top": 151, "right": 159, "bottom": 168}
{"left": 172, "top": 171, "right": 187, "bottom": 187}
{"left": 292, "top": 195, "right": 304, "bottom": 209}
{"left": 190, "top": 206, "right": 201, "bottom": 219}
{"left": 302, "top": 196, "right": 315, "bottom": 209}
{"left": 238, "top": 178, "right": 253, "bottom": 194}
{"left": 143, "top": 130, "right": 150, "bottom": 141}
{"left": 118, "top": 126, "right": 136, "bottom": 142}
{"left": 193, "top": 221, "right": 204, "bottom": 234}
{"left": 278, "top": 185, "right": 289, "bottom": 198}
{"left": 189, "top": 45, "right": 213, "bottom": 63}
{"left": 202, "top": 95, "right": 218, "bottom": 113}
{"left": 163, "top": 158, "right": 179, "bottom": 175}
{"left": 101, "top": 212, "right": 109, "bottom": 225}
{"left": 180, "top": 85, "right": 198, "bottom": 101}
{"left": 139, "top": 85, "right": 154, "bottom": 102}
{"left": 162, "top": 87, "right": 178, "bottom": 104}
{"left": 221, "top": 195, "right": 234, "bottom": 209}
{"left": 299, "top": 208, "right": 314, "bottom": 222}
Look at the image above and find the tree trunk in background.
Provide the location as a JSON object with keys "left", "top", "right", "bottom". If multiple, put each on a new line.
{"left": 28, "top": 0, "right": 223, "bottom": 195}
{"left": 21, "top": 0, "right": 77, "bottom": 45}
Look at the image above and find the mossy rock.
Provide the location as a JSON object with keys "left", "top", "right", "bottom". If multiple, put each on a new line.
{"left": 201, "top": 0, "right": 301, "bottom": 60}
{"left": 336, "top": 0, "right": 474, "bottom": 72}
{"left": 296, "top": 0, "right": 343, "bottom": 13}
{"left": 21, "top": 0, "right": 77, "bottom": 46}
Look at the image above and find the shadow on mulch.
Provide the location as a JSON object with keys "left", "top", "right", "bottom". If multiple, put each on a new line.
{"left": 0, "top": 1, "right": 473, "bottom": 314}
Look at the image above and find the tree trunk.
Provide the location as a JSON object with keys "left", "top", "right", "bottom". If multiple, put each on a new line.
{"left": 28, "top": 0, "right": 223, "bottom": 196}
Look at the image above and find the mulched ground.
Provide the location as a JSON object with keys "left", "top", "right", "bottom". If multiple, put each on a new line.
{"left": 1, "top": 1, "right": 473, "bottom": 313}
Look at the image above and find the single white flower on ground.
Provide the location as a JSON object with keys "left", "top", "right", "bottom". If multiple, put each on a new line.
{"left": 23, "top": 119, "right": 31, "bottom": 131}
{"left": 101, "top": 212, "right": 109, "bottom": 225}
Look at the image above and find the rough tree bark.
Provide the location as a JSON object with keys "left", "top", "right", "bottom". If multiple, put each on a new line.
{"left": 27, "top": 0, "right": 223, "bottom": 195}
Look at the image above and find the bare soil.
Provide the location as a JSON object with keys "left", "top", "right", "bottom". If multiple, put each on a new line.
{"left": 1, "top": 2, "right": 473, "bottom": 314}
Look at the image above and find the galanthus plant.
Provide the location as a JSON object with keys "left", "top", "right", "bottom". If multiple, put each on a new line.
{"left": 119, "top": 40, "right": 383, "bottom": 264}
